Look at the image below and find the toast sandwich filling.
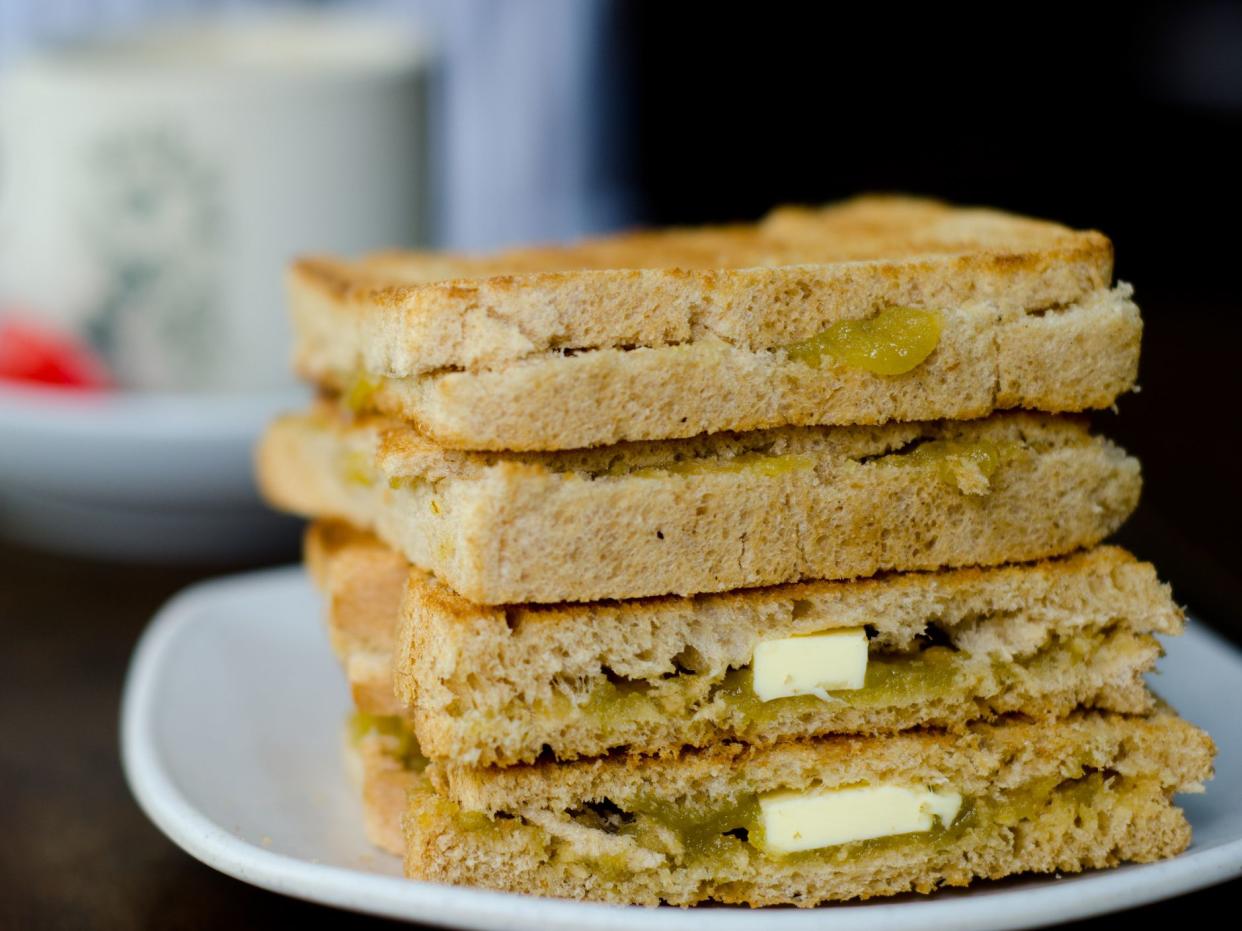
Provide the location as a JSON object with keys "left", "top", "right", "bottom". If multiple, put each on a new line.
{"left": 436, "top": 769, "right": 1145, "bottom": 873}
{"left": 751, "top": 628, "right": 868, "bottom": 701}
{"left": 458, "top": 626, "right": 1150, "bottom": 749}
{"left": 350, "top": 711, "right": 428, "bottom": 771}
{"left": 781, "top": 305, "right": 942, "bottom": 375}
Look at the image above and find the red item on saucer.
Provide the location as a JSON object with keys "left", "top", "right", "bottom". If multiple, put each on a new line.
{"left": 0, "top": 318, "right": 113, "bottom": 389}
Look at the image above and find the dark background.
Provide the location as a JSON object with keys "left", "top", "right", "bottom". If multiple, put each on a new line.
{"left": 3, "top": 2, "right": 1240, "bottom": 928}
{"left": 625, "top": 1, "right": 1242, "bottom": 635}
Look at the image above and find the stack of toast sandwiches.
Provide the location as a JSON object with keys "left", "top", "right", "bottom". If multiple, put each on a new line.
{"left": 258, "top": 196, "right": 1214, "bottom": 907}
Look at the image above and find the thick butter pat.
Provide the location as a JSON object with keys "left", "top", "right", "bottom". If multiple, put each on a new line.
{"left": 751, "top": 627, "right": 868, "bottom": 702}
{"left": 759, "top": 783, "right": 962, "bottom": 854}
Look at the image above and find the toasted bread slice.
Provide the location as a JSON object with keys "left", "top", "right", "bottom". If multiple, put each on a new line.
{"left": 291, "top": 196, "right": 1137, "bottom": 450}
{"left": 307, "top": 519, "right": 407, "bottom": 656}
{"left": 306, "top": 521, "right": 407, "bottom": 716}
{"left": 304, "top": 520, "right": 1180, "bottom": 766}
{"left": 407, "top": 710, "right": 1213, "bottom": 906}
{"left": 343, "top": 717, "right": 425, "bottom": 856}
{"left": 259, "top": 407, "right": 1141, "bottom": 604}
{"left": 398, "top": 545, "right": 1179, "bottom": 765}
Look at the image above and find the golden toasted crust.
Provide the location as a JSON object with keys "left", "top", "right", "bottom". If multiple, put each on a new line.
{"left": 406, "top": 710, "right": 1213, "bottom": 906}
{"left": 292, "top": 196, "right": 1112, "bottom": 375}
{"left": 344, "top": 728, "right": 422, "bottom": 857}
{"left": 258, "top": 408, "right": 1141, "bottom": 604}
{"left": 347, "top": 729, "right": 429, "bottom": 859}
{"left": 306, "top": 520, "right": 407, "bottom": 655}
{"left": 306, "top": 521, "right": 408, "bottom": 716}
{"left": 290, "top": 197, "right": 1128, "bottom": 450}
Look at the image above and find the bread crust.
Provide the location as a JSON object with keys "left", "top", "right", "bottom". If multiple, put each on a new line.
{"left": 258, "top": 410, "right": 1141, "bottom": 604}
{"left": 289, "top": 197, "right": 1128, "bottom": 450}
{"left": 292, "top": 196, "right": 1112, "bottom": 375}
{"left": 317, "top": 285, "right": 1140, "bottom": 451}
{"left": 305, "top": 521, "right": 408, "bottom": 716}
{"left": 344, "top": 728, "right": 422, "bottom": 856}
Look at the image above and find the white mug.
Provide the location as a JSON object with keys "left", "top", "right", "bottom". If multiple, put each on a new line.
{"left": 0, "top": 13, "right": 430, "bottom": 392}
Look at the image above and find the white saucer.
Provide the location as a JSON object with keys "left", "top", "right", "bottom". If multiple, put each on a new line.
{"left": 121, "top": 567, "right": 1242, "bottom": 929}
{"left": 0, "top": 383, "right": 305, "bottom": 561}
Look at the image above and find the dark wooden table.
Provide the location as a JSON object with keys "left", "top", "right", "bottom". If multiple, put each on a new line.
{"left": 2, "top": 306, "right": 1239, "bottom": 929}
{"left": 0, "top": 541, "right": 413, "bottom": 930}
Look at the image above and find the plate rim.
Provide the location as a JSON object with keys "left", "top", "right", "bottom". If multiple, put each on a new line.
{"left": 120, "top": 566, "right": 1242, "bottom": 931}
{"left": 0, "top": 382, "right": 306, "bottom": 441}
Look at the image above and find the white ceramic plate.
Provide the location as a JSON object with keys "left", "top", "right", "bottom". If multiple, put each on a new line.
{"left": 121, "top": 567, "right": 1242, "bottom": 930}
{"left": 0, "top": 383, "right": 305, "bottom": 561}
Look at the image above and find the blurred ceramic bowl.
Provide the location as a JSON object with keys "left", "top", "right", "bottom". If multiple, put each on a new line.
{"left": 0, "top": 383, "right": 305, "bottom": 562}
